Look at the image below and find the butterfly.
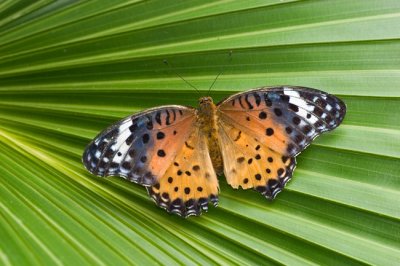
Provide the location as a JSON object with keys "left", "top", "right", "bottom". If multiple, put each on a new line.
{"left": 82, "top": 86, "right": 346, "bottom": 217}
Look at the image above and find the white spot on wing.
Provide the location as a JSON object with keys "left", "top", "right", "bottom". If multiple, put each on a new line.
{"left": 283, "top": 89, "right": 300, "bottom": 98}
{"left": 299, "top": 121, "right": 307, "bottom": 128}
{"left": 294, "top": 105, "right": 318, "bottom": 124}
{"left": 284, "top": 90, "right": 314, "bottom": 112}
{"left": 119, "top": 119, "right": 133, "bottom": 132}
{"left": 110, "top": 129, "right": 132, "bottom": 163}
{"left": 119, "top": 165, "right": 130, "bottom": 173}
{"left": 307, "top": 128, "right": 316, "bottom": 136}
{"left": 113, "top": 144, "right": 130, "bottom": 163}
{"left": 114, "top": 130, "right": 131, "bottom": 148}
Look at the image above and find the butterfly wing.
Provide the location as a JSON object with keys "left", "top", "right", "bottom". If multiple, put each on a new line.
{"left": 147, "top": 126, "right": 219, "bottom": 217}
{"left": 82, "top": 105, "right": 197, "bottom": 186}
{"left": 217, "top": 86, "right": 346, "bottom": 198}
{"left": 83, "top": 105, "right": 219, "bottom": 217}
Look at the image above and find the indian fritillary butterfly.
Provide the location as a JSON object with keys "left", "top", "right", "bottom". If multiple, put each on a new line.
{"left": 82, "top": 86, "right": 346, "bottom": 217}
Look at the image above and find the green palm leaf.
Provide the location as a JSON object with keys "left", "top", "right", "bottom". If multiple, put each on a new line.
{"left": 1, "top": 1, "right": 399, "bottom": 265}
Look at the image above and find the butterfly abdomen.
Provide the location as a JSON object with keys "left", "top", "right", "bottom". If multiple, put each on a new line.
{"left": 197, "top": 97, "right": 224, "bottom": 175}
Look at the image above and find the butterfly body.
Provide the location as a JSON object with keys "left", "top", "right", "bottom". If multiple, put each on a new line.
{"left": 196, "top": 96, "right": 224, "bottom": 175}
{"left": 83, "top": 86, "right": 346, "bottom": 217}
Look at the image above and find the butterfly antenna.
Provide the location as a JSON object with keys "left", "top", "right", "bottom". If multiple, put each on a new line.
{"left": 207, "top": 50, "right": 233, "bottom": 97}
{"left": 163, "top": 60, "right": 201, "bottom": 95}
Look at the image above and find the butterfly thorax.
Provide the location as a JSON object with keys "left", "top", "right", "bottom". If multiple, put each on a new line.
{"left": 197, "top": 97, "right": 224, "bottom": 175}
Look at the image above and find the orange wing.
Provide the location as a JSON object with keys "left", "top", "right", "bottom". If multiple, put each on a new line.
{"left": 217, "top": 120, "right": 296, "bottom": 198}
{"left": 217, "top": 86, "right": 346, "bottom": 198}
{"left": 147, "top": 126, "right": 219, "bottom": 217}
{"left": 82, "top": 105, "right": 196, "bottom": 186}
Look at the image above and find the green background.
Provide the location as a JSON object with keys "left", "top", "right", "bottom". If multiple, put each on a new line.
{"left": 0, "top": 0, "right": 399, "bottom": 265}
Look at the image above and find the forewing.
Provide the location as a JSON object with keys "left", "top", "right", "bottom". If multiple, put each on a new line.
{"left": 82, "top": 105, "right": 196, "bottom": 186}
{"left": 217, "top": 86, "right": 346, "bottom": 198}
{"left": 147, "top": 126, "right": 219, "bottom": 218}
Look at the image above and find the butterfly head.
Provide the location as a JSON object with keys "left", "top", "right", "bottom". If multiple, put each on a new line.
{"left": 198, "top": 96, "right": 216, "bottom": 117}
{"left": 199, "top": 96, "right": 213, "bottom": 105}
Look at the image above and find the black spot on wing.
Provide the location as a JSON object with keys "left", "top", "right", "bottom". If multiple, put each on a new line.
{"left": 245, "top": 94, "right": 253, "bottom": 109}
{"left": 253, "top": 92, "right": 261, "bottom": 106}
{"left": 155, "top": 112, "right": 162, "bottom": 125}
{"left": 172, "top": 110, "right": 176, "bottom": 122}
{"left": 165, "top": 110, "right": 171, "bottom": 125}
{"left": 238, "top": 96, "right": 245, "bottom": 109}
